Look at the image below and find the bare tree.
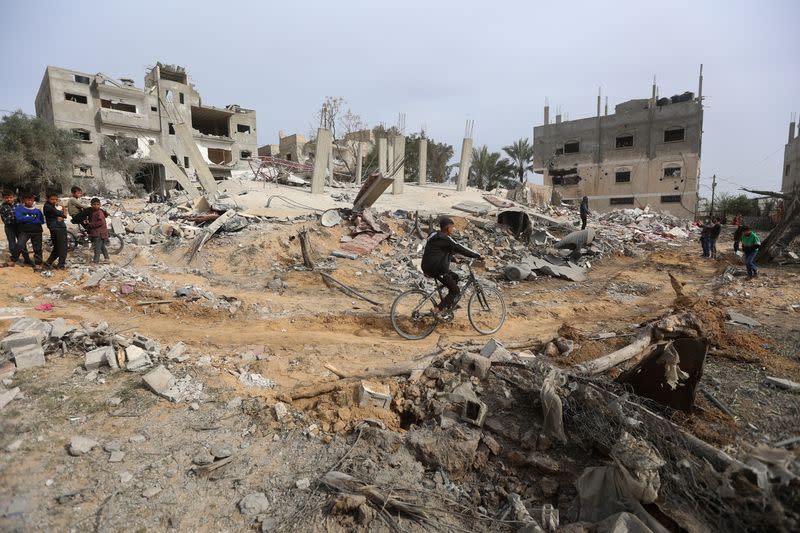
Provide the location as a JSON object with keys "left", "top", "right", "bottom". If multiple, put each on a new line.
{"left": 741, "top": 186, "right": 800, "bottom": 263}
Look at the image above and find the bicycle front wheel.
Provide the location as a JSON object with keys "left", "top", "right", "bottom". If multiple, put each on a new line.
{"left": 468, "top": 286, "right": 506, "bottom": 335}
{"left": 107, "top": 235, "right": 125, "bottom": 255}
{"left": 390, "top": 289, "right": 439, "bottom": 340}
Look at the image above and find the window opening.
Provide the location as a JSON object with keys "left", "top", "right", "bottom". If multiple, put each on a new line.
{"left": 615, "top": 134, "right": 633, "bottom": 148}
{"left": 64, "top": 93, "right": 88, "bottom": 104}
{"left": 664, "top": 127, "right": 685, "bottom": 142}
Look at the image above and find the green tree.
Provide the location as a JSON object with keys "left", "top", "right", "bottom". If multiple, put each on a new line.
{"left": 468, "top": 145, "right": 515, "bottom": 191}
{"left": 715, "top": 193, "right": 756, "bottom": 217}
{"left": 403, "top": 132, "right": 455, "bottom": 183}
{"left": 100, "top": 135, "right": 145, "bottom": 190}
{"left": 502, "top": 137, "right": 534, "bottom": 183}
{"left": 0, "top": 110, "right": 81, "bottom": 193}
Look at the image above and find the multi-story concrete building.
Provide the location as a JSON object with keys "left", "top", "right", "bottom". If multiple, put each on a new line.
{"left": 35, "top": 63, "right": 257, "bottom": 194}
{"left": 532, "top": 73, "right": 704, "bottom": 217}
{"left": 782, "top": 116, "right": 799, "bottom": 193}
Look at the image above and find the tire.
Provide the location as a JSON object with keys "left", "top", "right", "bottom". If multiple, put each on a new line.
{"left": 107, "top": 234, "right": 124, "bottom": 255}
{"left": 66, "top": 232, "right": 78, "bottom": 252}
{"left": 390, "top": 289, "right": 439, "bottom": 340}
{"left": 468, "top": 286, "right": 506, "bottom": 335}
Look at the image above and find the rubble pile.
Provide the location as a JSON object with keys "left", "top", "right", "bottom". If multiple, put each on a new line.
{"left": 0, "top": 316, "right": 206, "bottom": 403}
{"left": 286, "top": 334, "right": 799, "bottom": 533}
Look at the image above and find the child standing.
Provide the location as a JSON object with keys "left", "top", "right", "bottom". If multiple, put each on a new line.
{"left": 43, "top": 192, "right": 69, "bottom": 269}
{"left": 11, "top": 193, "right": 45, "bottom": 269}
{"left": 740, "top": 226, "right": 761, "bottom": 279}
{"left": 88, "top": 197, "right": 109, "bottom": 264}
{"left": 2, "top": 191, "right": 31, "bottom": 265}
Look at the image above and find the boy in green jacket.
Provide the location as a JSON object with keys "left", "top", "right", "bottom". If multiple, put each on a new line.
{"left": 740, "top": 226, "right": 761, "bottom": 278}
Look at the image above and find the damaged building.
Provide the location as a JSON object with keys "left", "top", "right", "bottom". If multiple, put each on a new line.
{"left": 532, "top": 71, "right": 704, "bottom": 218}
{"left": 34, "top": 63, "right": 257, "bottom": 194}
{"left": 782, "top": 114, "right": 800, "bottom": 193}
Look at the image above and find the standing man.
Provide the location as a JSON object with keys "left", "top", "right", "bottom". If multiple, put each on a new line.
{"left": 740, "top": 226, "right": 761, "bottom": 279}
{"left": 579, "top": 196, "right": 590, "bottom": 230}
{"left": 709, "top": 217, "right": 722, "bottom": 259}
{"left": 43, "top": 192, "right": 68, "bottom": 269}
{"left": 10, "top": 193, "right": 45, "bottom": 270}
{"left": 2, "top": 191, "right": 31, "bottom": 266}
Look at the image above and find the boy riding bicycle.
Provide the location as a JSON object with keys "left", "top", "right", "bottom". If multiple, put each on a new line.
{"left": 421, "top": 217, "right": 484, "bottom": 316}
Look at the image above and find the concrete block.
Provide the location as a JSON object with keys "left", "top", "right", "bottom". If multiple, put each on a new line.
{"left": 461, "top": 398, "right": 488, "bottom": 427}
{"left": 125, "top": 345, "right": 151, "bottom": 371}
{"left": 1, "top": 331, "right": 42, "bottom": 352}
{"left": 133, "top": 334, "right": 157, "bottom": 353}
{"left": 0, "top": 360, "right": 16, "bottom": 380}
{"left": 142, "top": 365, "right": 176, "bottom": 401}
{"left": 14, "top": 346, "right": 45, "bottom": 369}
{"left": 84, "top": 346, "right": 113, "bottom": 370}
{"left": 358, "top": 380, "right": 392, "bottom": 409}
{"left": 131, "top": 235, "right": 151, "bottom": 246}
{"left": 48, "top": 318, "right": 75, "bottom": 340}
{"left": 459, "top": 352, "right": 491, "bottom": 379}
{"left": 69, "top": 435, "right": 98, "bottom": 456}
{"left": 0, "top": 387, "right": 20, "bottom": 410}
{"left": 10, "top": 317, "right": 46, "bottom": 335}
{"left": 109, "top": 218, "right": 126, "bottom": 235}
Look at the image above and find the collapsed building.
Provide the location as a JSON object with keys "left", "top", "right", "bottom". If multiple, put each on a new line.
{"left": 782, "top": 114, "right": 800, "bottom": 193}
{"left": 532, "top": 69, "right": 704, "bottom": 218}
{"left": 34, "top": 63, "right": 257, "bottom": 194}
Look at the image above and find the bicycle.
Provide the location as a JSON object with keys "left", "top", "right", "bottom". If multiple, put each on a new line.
{"left": 49, "top": 225, "right": 124, "bottom": 255}
{"left": 390, "top": 259, "right": 506, "bottom": 340}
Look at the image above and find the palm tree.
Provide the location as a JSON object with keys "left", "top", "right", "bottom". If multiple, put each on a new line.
{"left": 502, "top": 138, "right": 534, "bottom": 184}
{"left": 469, "top": 145, "right": 515, "bottom": 191}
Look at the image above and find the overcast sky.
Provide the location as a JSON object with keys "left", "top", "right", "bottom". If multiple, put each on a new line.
{"left": 1, "top": 0, "right": 797, "bottom": 196}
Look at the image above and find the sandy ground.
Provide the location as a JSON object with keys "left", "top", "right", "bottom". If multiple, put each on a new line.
{"left": 1, "top": 213, "right": 799, "bottom": 531}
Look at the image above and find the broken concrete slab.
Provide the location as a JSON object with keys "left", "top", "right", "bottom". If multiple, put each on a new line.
{"left": 84, "top": 346, "right": 114, "bottom": 370}
{"left": 13, "top": 345, "right": 45, "bottom": 369}
{"left": 765, "top": 376, "right": 800, "bottom": 393}
{"left": 0, "top": 387, "right": 20, "bottom": 410}
{"left": 452, "top": 201, "right": 491, "bottom": 216}
{"left": 726, "top": 310, "right": 761, "bottom": 327}
{"left": 1, "top": 331, "right": 42, "bottom": 352}
{"left": 48, "top": 318, "right": 75, "bottom": 340}
{"left": 537, "top": 263, "right": 587, "bottom": 282}
{"left": 142, "top": 365, "right": 178, "bottom": 401}
{"left": 10, "top": 317, "right": 50, "bottom": 340}
{"left": 358, "top": 380, "right": 392, "bottom": 409}
{"left": 272, "top": 401, "right": 289, "bottom": 421}
{"left": 480, "top": 339, "right": 514, "bottom": 362}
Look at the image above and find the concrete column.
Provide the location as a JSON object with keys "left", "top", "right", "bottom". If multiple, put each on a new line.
{"left": 544, "top": 105, "right": 550, "bottom": 125}
{"left": 387, "top": 140, "right": 395, "bottom": 176}
{"left": 456, "top": 137, "right": 473, "bottom": 192}
{"left": 418, "top": 138, "right": 427, "bottom": 185}
{"left": 311, "top": 128, "right": 332, "bottom": 194}
{"left": 392, "top": 134, "right": 405, "bottom": 195}
{"left": 354, "top": 142, "right": 364, "bottom": 186}
{"left": 789, "top": 121, "right": 796, "bottom": 143}
{"left": 378, "top": 137, "right": 387, "bottom": 175}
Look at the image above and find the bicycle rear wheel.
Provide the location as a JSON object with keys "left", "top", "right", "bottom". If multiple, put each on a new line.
{"left": 66, "top": 232, "right": 78, "bottom": 252}
{"left": 468, "top": 286, "right": 506, "bottom": 335}
{"left": 107, "top": 235, "right": 125, "bottom": 255}
{"left": 390, "top": 289, "right": 439, "bottom": 340}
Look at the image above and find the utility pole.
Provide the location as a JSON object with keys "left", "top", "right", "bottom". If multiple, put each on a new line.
{"left": 709, "top": 174, "right": 717, "bottom": 216}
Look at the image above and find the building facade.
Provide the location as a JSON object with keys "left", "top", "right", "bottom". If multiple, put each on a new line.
{"left": 35, "top": 63, "right": 257, "bottom": 194}
{"left": 532, "top": 78, "right": 704, "bottom": 218}
{"left": 782, "top": 117, "right": 800, "bottom": 193}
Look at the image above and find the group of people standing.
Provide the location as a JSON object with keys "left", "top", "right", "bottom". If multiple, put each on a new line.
{"left": 700, "top": 214, "right": 761, "bottom": 278}
{"left": 1, "top": 186, "right": 111, "bottom": 270}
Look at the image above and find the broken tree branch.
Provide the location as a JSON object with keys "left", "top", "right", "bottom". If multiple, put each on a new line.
{"left": 574, "top": 327, "right": 654, "bottom": 375}
{"left": 319, "top": 272, "right": 381, "bottom": 306}
{"left": 298, "top": 227, "right": 316, "bottom": 269}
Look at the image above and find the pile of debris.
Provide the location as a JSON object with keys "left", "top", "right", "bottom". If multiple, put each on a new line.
{"left": 0, "top": 317, "right": 205, "bottom": 404}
